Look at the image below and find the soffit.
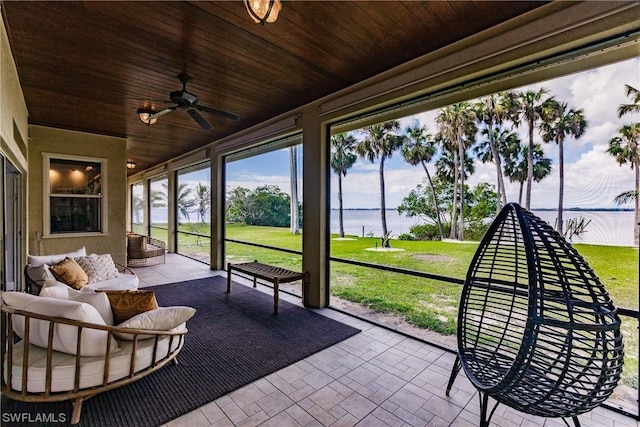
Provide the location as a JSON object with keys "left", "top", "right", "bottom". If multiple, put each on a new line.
{"left": 2, "top": 1, "right": 546, "bottom": 173}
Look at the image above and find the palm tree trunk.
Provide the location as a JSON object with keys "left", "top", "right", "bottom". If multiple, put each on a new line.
{"left": 289, "top": 146, "right": 299, "bottom": 234}
{"left": 458, "top": 130, "right": 465, "bottom": 241}
{"left": 379, "top": 158, "right": 389, "bottom": 246}
{"left": 450, "top": 151, "right": 459, "bottom": 240}
{"left": 518, "top": 181, "right": 524, "bottom": 205}
{"left": 557, "top": 138, "right": 564, "bottom": 235}
{"left": 488, "top": 123, "right": 505, "bottom": 215}
{"left": 635, "top": 161, "right": 639, "bottom": 246}
{"left": 338, "top": 173, "right": 345, "bottom": 238}
{"left": 526, "top": 118, "right": 534, "bottom": 210}
{"left": 422, "top": 161, "right": 445, "bottom": 239}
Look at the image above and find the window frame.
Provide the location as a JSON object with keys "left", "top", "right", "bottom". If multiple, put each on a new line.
{"left": 43, "top": 153, "right": 108, "bottom": 237}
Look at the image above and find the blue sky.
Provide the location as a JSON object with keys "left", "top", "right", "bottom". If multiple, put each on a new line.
{"left": 225, "top": 57, "right": 639, "bottom": 210}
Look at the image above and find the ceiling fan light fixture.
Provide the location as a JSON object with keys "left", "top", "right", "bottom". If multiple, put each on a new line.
{"left": 137, "top": 108, "right": 158, "bottom": 125}
{"left": 126, "top": 160, "right": 137, "bottom": 169}
{"left": 245, "top": 0, "right": 281, "bottom": 25}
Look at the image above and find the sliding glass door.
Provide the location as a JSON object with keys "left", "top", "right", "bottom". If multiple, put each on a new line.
{"left": 2, "top": 156, "right": 22, "bottom": 291}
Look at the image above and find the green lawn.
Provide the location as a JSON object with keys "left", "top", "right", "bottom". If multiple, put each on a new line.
{"left": 143, "top": 223, "right": 638, "bottom": 388}
{"left": 224, "top": 224, "right": 639, "bottom": 389}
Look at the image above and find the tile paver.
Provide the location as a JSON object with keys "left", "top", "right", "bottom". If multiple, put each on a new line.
{"left": 140, "top": 255, "right": 640, "bottom": 427}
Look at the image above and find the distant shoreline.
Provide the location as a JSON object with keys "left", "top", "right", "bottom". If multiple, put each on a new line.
{"left": 334, "top": 208, "right": 634, "bottom": 212}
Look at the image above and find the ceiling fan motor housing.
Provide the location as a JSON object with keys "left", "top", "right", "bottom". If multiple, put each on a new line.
{"left": 170, "top": 90, "right": 198, "bottom": 107}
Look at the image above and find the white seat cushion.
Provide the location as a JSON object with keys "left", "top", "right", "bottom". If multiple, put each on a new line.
{"left": 38, "top": 278, "right": 70, "bottom": 299}
{"left": 5, "top": 337, "right": 180, "bottom": 393}
{"left": 85, "top": 273, "right": 139, "bottom": 291}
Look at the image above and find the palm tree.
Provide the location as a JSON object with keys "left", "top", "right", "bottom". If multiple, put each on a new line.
{"left": 473, "top": 126, "right": 519, "bottom": 215}
{"left": 132, "top": 193, "right": 144, "bottom": 224}
{"left": 193, "top": 182, "right": 211, "bottom": 224}
{"left": 402, "top": 124, "right": 445, "bottom": 239}
{"left": 150, "top": 188, "right": 167, "bottom": 209}
{"left": 165, "top": 182, "right": 196, "bottom": 223}
{"left": 289, "top": 146, "right": 300, "bottom": 234}
{"left": 607, "top": 123, "right": 640, "bottom": 245}
{"left": 540, "top": 103, "right": 587, "bottom": 234}
{"left": 474, "top": 92, "right": 517, "bottom": 212}
{"left": 436, "top": 149, "right": 476, "bottom": 185}
{"left": 330, "top": 133, "right": 358, "bottom": 238}
{"left": 614, "top": 190, "right": 638, "bottom": 205}
{"left": 503, "top": 142, "right": 552, "bottom": 205}
{"left": 618, "top": 84, "right": 640, "bottom": 118}
{"left": 513, "top": 88, "right": 558, "bottom": 209}
{"left": 436, "top": 102, "right": 477, "bottom": 240}
{"left": 356, "top": 121, "right": 405, "bottom": 246}
{"left": 436, "top": 147, "right": 475, "bottom": 236}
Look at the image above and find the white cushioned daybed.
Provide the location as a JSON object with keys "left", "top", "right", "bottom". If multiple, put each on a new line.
{"left": 24, "top": 247, "right": 139, "bottom": 295}
{"left": 1, "top": 289, "right": 196, "bottom": 424}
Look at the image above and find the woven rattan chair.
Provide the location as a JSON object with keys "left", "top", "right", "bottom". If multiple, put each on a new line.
{"left": 127, "top": 233, "right": 166, "bottom": 267}
{"left": 446, "top": 203, "right": 624, "bottom": 427}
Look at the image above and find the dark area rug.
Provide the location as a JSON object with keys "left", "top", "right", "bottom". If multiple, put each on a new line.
{"left": 1, "top": 276, "right": 360, "bottom": 427}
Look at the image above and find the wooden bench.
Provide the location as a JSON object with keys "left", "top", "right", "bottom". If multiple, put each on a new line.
{"left": 226, "top": 261, "right": 307, "bottom": 314}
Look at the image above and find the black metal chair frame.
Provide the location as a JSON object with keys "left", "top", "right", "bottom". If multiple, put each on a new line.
{"left": 446, "top": 203, "right": 624, "bottom": 427}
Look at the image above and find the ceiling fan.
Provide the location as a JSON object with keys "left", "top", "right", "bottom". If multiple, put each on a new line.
{"left": 139, "top": 73, "right": 239, "bottom": 130}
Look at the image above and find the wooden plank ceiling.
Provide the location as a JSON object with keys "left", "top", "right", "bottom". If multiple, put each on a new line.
{"left": 2, "top": 1, "right": 546, "bottom": 174}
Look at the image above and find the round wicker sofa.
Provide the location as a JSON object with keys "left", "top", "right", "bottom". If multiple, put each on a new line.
{"left": 1, "top": 304, "right": 186, "bottom": 424}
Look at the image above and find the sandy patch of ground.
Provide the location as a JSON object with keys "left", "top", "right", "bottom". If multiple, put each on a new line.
{"left": 412, "top": 253, "right": 456, "bottom": 262}
{"left": 364, "top": 247, "right": 406, "bottom": 252}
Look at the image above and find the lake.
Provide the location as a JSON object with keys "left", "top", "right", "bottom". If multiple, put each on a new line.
{"left": 331, "top": 209, "right": 636, "bottom": 247}
{"left": 152, "top": 207, "right": 635, "bottom": 247}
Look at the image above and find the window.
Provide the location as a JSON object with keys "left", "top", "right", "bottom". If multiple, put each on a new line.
{"left": 44, "top": 154, "right": 106, "bottom": 235}
{"left": 224, "top": 138, "right": 303, "bottom": 296}
{"left": 130, "top": 182, "right": 144, "bottom": 234}
{"left": 176, "top": 161, "right": 211, "bottom": 264}
{"left": 149, "top": 174, "right": 169, "bottom": 245}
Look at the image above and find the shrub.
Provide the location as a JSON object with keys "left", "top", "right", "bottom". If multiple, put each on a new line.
{"left": 398, "top": 233, "right": 415, "bottom": 241}
{"left": 408, "top": 223, "right": 449, "bottom": 240}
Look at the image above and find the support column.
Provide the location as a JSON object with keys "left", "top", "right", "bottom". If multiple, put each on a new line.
{"left": 210, "top": 150, "right": 224, "bottom": 270}
{"left": 166, "top": 171, "right": 176, "bottom": 253}
{"left": 301, "top": 106, "right": 329, "bottom": 308}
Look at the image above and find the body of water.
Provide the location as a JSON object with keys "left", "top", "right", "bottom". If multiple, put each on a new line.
{"left": 150, "top": 207, "right": 635, "bottom": 246}
{"left": 331, "top": 209, "right": 636, "bottom": 247}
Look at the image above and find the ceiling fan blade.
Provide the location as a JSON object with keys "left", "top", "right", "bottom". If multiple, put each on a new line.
{"left": 151, "top": 106, "right": 177, "bottom": 119}
{"left": 187, "top": 108, "right": 212, "bottom": 130}
{"left": 196, "top": 104, "right": 240, "bottom": 121}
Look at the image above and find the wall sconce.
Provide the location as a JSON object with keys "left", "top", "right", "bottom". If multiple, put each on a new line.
{"left": 137, "top": 108, "right": 158, "bottom": 125}
{"left": 245, "top": 0, "right": 281, "bottom": 25}
{"left": 126, "top": 160, "right": 137, "bottom": 169}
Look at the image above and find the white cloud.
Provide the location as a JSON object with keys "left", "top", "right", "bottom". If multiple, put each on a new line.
{"left": 236, "top": 59, "right": 639, "bottom": 212}
{"left": 227, "top": 173, "right": 292, "bottom": 194}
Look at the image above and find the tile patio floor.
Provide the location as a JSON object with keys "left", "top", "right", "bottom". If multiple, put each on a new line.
{"left": 134, "top": 254, "right": 638, "bottom": 427}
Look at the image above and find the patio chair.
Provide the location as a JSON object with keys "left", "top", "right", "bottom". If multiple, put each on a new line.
{"left": 446, "top": 203, "right": 624, "bottom": 427}
{"left": 127, "top": 233, "right": 166, "bottom": 267}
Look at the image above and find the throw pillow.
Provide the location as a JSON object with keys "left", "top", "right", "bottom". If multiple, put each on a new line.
{"left": 39, "top": 278, "right": 71, "bottom": 299}
{"left": 101, "top": 290, "right": 159, "bottom": 324}
{"left": 1, "top": 292, "right": 119, "bottom": 356}
{"left": 25, "top": 264, "right": 55, "bottom": 284}
{"left": 75, "top": 254, "right": 119, "bottom": 284}
{"left": 27, "top": 247, "right": 87, "bottom": 267}
{"left": 114, "top": 306, "right": 196, "bottom": 340}
{"left": 50, "top": 257, "right": 88, "bottom": 289}
{"left": 68, "top": 288, "right": 114, "bottom": 325}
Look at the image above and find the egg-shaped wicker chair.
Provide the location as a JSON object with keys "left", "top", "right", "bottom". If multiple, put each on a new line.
{"left": 446, "top": 203, "right": 624, "bottom": 427}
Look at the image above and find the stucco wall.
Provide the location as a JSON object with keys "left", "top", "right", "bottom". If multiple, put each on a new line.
{"left": 1, "top": 9, "right": 29, "bottom": 166}
{"left": 28, "top": 126, "right": 127, "bottom": 265}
